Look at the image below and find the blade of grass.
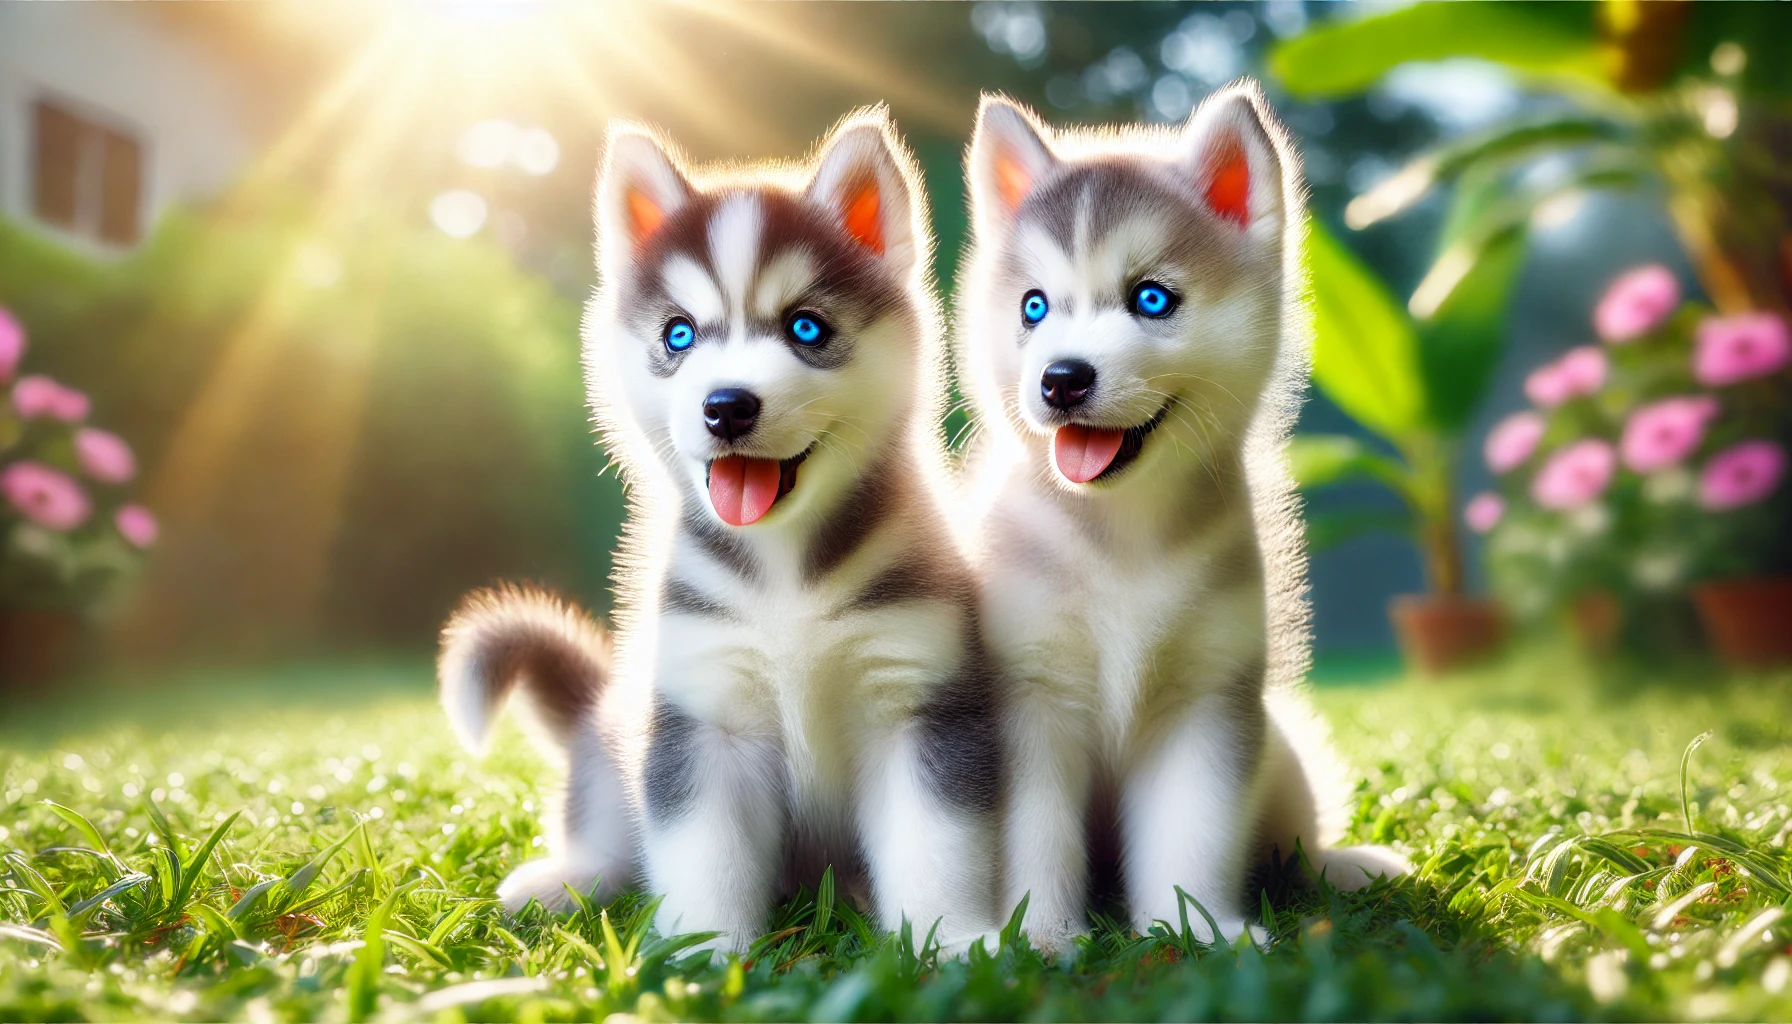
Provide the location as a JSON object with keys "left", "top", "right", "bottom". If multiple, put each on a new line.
{"left": 41, "top": 801, "right": 124, "bottom": 876}
{"left": 1680, "top": 730, "right": 1712, "bottom": 833}
{"left": 66, "top": 872, "right": 151, "bottom": 925}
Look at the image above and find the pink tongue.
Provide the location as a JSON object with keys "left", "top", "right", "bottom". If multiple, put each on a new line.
{"left": 709, "top": 456, "right": 783, "bottom": 526}
{"left": 1053, "top": 425, "right": 1125, "bottom": 483}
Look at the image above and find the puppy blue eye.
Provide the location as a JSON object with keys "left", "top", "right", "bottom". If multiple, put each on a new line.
{"left": 786, "top": 312, "right": 831, "bottom": 347}
{"left": 1021, "top": 290, "right": 1049, "bottom": 326}
{"left": 1129, "top": 282, "right": 1177, "bottom": 319}
{"left": 664, "top": 317, "right": 695, "bottom": 352}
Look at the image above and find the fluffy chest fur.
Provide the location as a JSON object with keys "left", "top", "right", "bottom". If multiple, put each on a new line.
{"left": 976, "top": 462, "right": 1267, "bottom": 767}
{"left": 639, "top": 501, "right": 975, "bottom": 809}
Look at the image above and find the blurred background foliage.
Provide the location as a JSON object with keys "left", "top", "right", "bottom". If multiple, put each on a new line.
{"left": 1, "top": 0, "right": 1787, "bottom": 677}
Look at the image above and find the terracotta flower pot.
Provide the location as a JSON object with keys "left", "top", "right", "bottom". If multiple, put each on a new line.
{"left": 0, "top": 609, "right": 84, "bottom": 690}
{"left": 1569, "top": 591, "right": 1624, "bottom": 658}
{"left": 1693, "top": 577, "right": 1792, "bottom": 669}
{"left": 1389, "top": 594, "right": 1506, "bottom": 677}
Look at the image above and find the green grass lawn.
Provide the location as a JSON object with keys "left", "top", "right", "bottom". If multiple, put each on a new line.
{"left": 4, "top": 651, "right": 1791, "bottom": 1022}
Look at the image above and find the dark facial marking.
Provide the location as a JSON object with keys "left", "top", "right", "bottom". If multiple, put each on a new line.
{"left": 752, "top": 190, "right": 915, "bottom": 372}
{"left": 621, "top": 193, "right": 721, "bottom": 379}
{"left": 1006, "top": 160, "right": 1252, "bottom": 312}
{"left": 644, "top": 696, "right": 699, "bottom": 824}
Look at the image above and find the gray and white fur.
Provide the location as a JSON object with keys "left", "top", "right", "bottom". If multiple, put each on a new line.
{"left": 441, "top": 109, "right": 1006, "bottom": 954}
{"left": 955, "top": 81, "right": 1408, "bottom": 952}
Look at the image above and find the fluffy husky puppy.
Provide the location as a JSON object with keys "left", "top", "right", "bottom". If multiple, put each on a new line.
{"left": 956, "top": 82, "right": 1407, "bottom": 951}
{"left": 440, "top": 109, "right": 1005, "bottom": 954}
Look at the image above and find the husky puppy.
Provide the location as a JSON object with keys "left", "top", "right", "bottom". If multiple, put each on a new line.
{"left": 956, "top": 82, "right": 1407, "bottom": 951}
{"left": 440, "top": 110, "right": 1005, "bottom": 954}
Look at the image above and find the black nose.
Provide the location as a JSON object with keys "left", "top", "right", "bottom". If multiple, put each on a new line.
{"left": 1041, "top": 359, "right": 1096, "bottom": 410}
{"left": 703, "top": 388, "right": 761, "bottom": 441}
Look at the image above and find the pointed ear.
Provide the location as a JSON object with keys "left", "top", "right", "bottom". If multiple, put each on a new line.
{"left": 1179, "top": 85, "right": 1287, "bottom": 235}
{"left": 968, "top": 95, "right": 1057, "bottom": 225}
{"left": 595, "top": 123, "right": 693, "bottom": 260}
{"left": 804, "top": 111, "right": 921, "bottom": 275}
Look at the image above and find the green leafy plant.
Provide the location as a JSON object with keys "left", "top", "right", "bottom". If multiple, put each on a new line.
{"left": 1292, "top": 214, "right": 1523, "bottom": 596}
{"left": 1271, "top": 1, "right": 1792, "bottom": 318}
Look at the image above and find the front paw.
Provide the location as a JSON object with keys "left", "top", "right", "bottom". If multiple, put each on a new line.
{"left": 935, "top": 927, "right": 1006, "bottom": 959}
{"left": 1135, "top": 908, "right": 1247, "bottom": 946}
{"left": 654, "top": 901, "right": 759, "bottom": 958}
{"left": 1023, "top": 920, "right": 1090, "bottom": 957}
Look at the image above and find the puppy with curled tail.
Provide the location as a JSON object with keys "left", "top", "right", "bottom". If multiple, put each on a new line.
{"left": 955, "top": 80, "right": 1408, "bottom": 952}
{"left": 442, "top": 109, "right": 1007, "bottom": 955}
{"left": 438, "top": 584, "right": 634, "bottom": 911}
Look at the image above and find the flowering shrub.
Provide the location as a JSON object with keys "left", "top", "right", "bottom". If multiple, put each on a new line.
{"left": 1469, "top": 266, "right": 1790, "bottom": 623}
{"left": 0, "top": 306, "right": 155, "bottom": 615}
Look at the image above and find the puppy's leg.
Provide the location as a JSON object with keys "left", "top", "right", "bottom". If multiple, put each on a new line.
{"left": 858, "top": 702, "right": 1004, "bottom": 956}
{"left": 1002, "top": 693, "right": 1091, "bottom": 954}
{"left": 498, "top": 729, "right": 636, "bottom": 911}
{"left": 641, "top": 699, "right": 785, "bottom": 954}
{"left": 1121, "top": 689, "right": 1265, "bottom": 944}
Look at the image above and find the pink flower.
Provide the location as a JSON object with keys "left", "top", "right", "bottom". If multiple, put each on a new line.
{"left": 1698, "top": 440, "right": 1786, "bottom": 510}
{"left": 0, "top": 307, "right": 23, "bottom": 383}
{"left": 1464, "top": 492, "right": 1504, "bottom": 533}
{"left": 1523, "top": 347, "right": 1605, "bottom": 409}
{"left": 1557, "top": 346, "right": 1607, "bottom": 394}
{"left": 1531, "top": 439, "right": 1616, "bottom": 510}
{"left": 115, "top": 504, "right": 158, "bottom": 548}
{"left": 1485, "top": 411, "right": 1546, "bottom": 473}
{"left": 1, "top": 460, "right": 92, "bottom": 530}
{"left": 12, "top": 375, "right": 90, "bottom": 422}
{"left": 1693, "top": 313, "right": 1791, "bottom": 386}
{"left": 74, "top": 427, "right": 136, "bottom": 484}
{"left": 1524, "top": 363, "right": 1573, "bottom": 408}
{"left": 1594, "top": 264, "right": 1680, "bottom": 343}
{"left": 1620, "top": 395, "right": 1720, "bottom": 473}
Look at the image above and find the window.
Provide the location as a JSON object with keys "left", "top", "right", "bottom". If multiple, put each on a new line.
{"left": 32, "top": 99, "right": 144, "bottom": 247}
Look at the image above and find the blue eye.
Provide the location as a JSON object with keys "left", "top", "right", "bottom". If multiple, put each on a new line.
{"left": 664, "top": 317, "right": 695, "bottom": 352}
{"left": 1021, "top": 290, "right": 1049, "bottom": 326}
{"left": 1129, "top": 282, "right": 1177, "bottom": 319}
{"left": 786, "top": 311, "right": 831, "bottom": 347}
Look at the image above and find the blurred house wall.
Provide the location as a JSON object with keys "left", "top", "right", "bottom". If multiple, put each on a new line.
{"left": 0, "top": 4, "right": 259, "bottom": 254}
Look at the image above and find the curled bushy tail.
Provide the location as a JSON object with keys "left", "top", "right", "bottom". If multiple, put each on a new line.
{"left": 438, "top": 584, "right": 611, "bottom": 755}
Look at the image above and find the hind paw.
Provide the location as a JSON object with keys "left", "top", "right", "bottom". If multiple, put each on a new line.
{"left": 496, "top": 857, "right": 623, "bottom": 913}
{"left": 1316, "top": 845, "right": 1412, "bottom": 891}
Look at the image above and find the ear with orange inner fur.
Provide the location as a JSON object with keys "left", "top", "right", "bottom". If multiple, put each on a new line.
{"left": 627, "top": 189, "right": 667, "bottom": 245}
{"left": 841, "top": 179, "right": 884, "bottom": 255}
{"left": 596, "top": 125, "right": 692, "bottom": 265}
{"left": 994, "top": 153, "right": 1035, "bottom": 213}
{"left": 1180, "top": 87, "right": 1286, "bottom": 233}
{"left": 1203, "top": 136, "right": 1251, "bottom": 227}
{"left": 805, "top": 115, "right": 917, "bottom": 272}
{"left": 969, "top": 96, "right": 1058, "bottom": 223}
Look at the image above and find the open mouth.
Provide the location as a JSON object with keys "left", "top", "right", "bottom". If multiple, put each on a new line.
{"left": 706, "top": 445, "right": 813, "bottom": 526}
{"left": 1051, "top": 403, "right": 1170, "bottom": 484}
